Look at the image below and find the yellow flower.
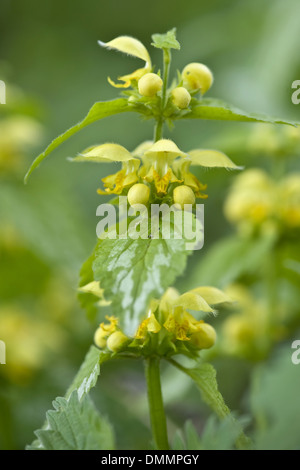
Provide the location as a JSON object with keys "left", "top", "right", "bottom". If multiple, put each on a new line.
{"left": 98, "top": 36, "right": 152, "bottom": 88}
{"left": 94, "top": 315, "right": 119, "bottom": 349}
{"left": 0, "top": 116, "right": 43, "bottom": 174}
{"left": 278, "top": 174, "right": 300, "bottom": 228}
{"left": 127, "top": 183, "right": 150, "bottom": 206}
{"left": 161, "top": 286, "right": 231, "bottom": 344}
{"left": 173, "top": 147, "right": 242, "bottom": 198}
{"left": 71, "top": 138, "right": 241, "bottom": 199}
{"left": 190, "top": 323, "right": 217, "bottom": 349}
{"left": 173, "top": 184, "right": 195, "bottom": 208}
{"left": 182, "top": 63, "right": 213, "bottom": 94}
{"left": 138, "top": 73, "right": 163, "bottom": 97}
{"left": 78, "top": 281, "right": 111, "bottom": 306}
{"left": 72, "top": 143, "right": 140, "bottom": 195}
{"left": 107, "top": 331, "right": 129, "bottom": 352}
{"left": 135, "top": 313, "right": 161, "bottom": 339}
{"left": 224, "top": 169, "right": 300, "bottom": 232}
{"left": 220, "top": 285, "right": 273, "bottom": 361}
{"left": 171, "top": 87, "right": 191, "bottom": 109}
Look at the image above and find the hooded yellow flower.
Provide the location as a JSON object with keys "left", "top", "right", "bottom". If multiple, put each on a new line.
{"left": 93, "top": 286, "right": 232, "bottom": 355}
{"left": 72, "top": 138, "right": 241, "bottom": 199}
{"left": 98, "top": 36, "right": 152, "bottom": 88}
{"left": 160, "top": 286, "right": 231, "bottom": 343}
{"left": 136, "top": 286, "right": 231, "bottom": 348}
{"left": 72, "top": 143, "right": 140, "bottom": 195}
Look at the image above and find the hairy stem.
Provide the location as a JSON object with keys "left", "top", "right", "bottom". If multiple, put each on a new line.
{"left": 145, "top": 356, "right": 169, "bottom": 450}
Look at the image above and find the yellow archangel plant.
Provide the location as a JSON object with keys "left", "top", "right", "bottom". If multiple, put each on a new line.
{"left": 24, "top": 28, "right": 299, "bottom": 452}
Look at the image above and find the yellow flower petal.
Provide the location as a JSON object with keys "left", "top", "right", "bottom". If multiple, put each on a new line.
{"left": 78, "top": 281, "right": 104, "bottom": 298}
{"left": 135, "top": 313, "right": 161, "bottom": 339}
{"left": 188, "top": 149, "right": 243, "bottom": 170}
{"left": 145, "top": 139, "right": 187, "bottom": 161}
{"left": 147, "top": 314, "right": 161, "bottom": 333}
{"left": 173, "top": 292, "right": 214, "bottom": 313}
{"left": 75, "top": 143, "right": 137, "bottom": 163}
{"left": 172, "top": 159, "right": 208, "bottom": 198}
{"left": 144, "top": 167, "right": 180, "bottom": 194}
{"left": 159, "top": 288, "right": 180, "bottom": 315}
{"left": 189, "top": 287, "right": 232, "bottom": 305}
{"left": 98, "top": 36, "right": 151, "bottom": 67}
{"left": 108, "top": 68, "right": 148, "bottom": 88}
{"left": 132, "top": 140, "right": 153, "bottom": 157}
{"left": 163, "top": 314, "right": 190, "bottom": 341}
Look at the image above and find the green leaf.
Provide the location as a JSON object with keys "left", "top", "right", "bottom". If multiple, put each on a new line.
{"left": 27, "top": 391, "right": 115, "bottom": 450}
{"left": 170, "top": 359, "right": 251, "bottom": 449}
{"left": 92, "top": 216, "right": 197, "bottom": 336}
{"left": 180, "top": 362, "right": 231, "bottom": 419}
{"left": 179, "top": 98, "right": 299, "bottom": 125}
{"left": 24, "top": 98, "right": 135, "bottom": 182}
{"left": 172, "top": 416, "right": 249, "bottom": 450}
{"left": 65, "top": 345, "right": 110, "bottom": 401}
{"left": 151, "top": 28, "right": 180, "bottom": 50}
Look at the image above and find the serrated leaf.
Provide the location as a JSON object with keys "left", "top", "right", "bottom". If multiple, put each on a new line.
{"left": 151, "top": 28, "right": 180, "bottom": 50}
{"left": 179, "top": 98, "right": 299, "bottom": 125}
{"left": 24, "top": 98, "right": 135, "bottom": 182}
{"left": 170, "top": 359, "right": 251, "bottom": 449}
{"left": 65, "top": 345, "right": 110, "bottom": 401}
{"left": 92, "top": 216, "right": 196, "bottom": 336}
{"left": 180, "top": 362, "right": 231, "bottom": 419}
{"left": 172, "top": 416, "right": 249, "bottom": 450}
{"left": 27, "top": 391, "right": 115, "bottom": 450}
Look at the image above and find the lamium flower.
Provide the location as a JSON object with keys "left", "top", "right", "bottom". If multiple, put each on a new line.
{"left": 71, "top": 138, "right": 241, "bottom": 202}
{"left": 93, "top": 286, "right": 232, "bottom": 357}
{"left": 98, "top": 36, "right": 152, "bottom": 88}
{"left": 158, "top": 286, "right": 231, "bottom": 345}
{"left": 72, "top": 143, "right": 140, "bottom": 195}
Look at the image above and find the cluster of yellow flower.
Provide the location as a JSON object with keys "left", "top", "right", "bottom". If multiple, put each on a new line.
{"left": 224, "top": 168, "right": 300, "bottom": 233}
{"left": 220, "top": 285, "right": 287, "bottom": 361}
{"left": 93, "top": 285, "right": 232, "bottom": 357}
{"left": 69, "top": 35, "right": 241, "bottom": 209}
{"left": 99, "top": 36, "right": 213, "bottom": 104}
{"left": 73, "top": 138, "right": 240, "bottom": 208}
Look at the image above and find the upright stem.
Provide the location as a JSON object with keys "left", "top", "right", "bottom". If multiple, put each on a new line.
{"left": 145, "top": 356, "right": 169, "bottom": 450}
{"left": 154, "top": 48, "right": 171, "bottom": 142}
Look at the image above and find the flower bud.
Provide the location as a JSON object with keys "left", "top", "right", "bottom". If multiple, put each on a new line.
{"left": 190, "top": 323, "right": 216, "bottom": 349}
{"left": 182, "top": 63, "right": 213, "bottom": 94}
{"left": 171, "top": 87, "right": 191, "bottom": 109}
{"left": 106, "top": 331, "right": 128, "bottom": 352}
{"left": 127, "top": 183, "right": 150, "bottom": 206}
{"left": 138, "top": 73, "right": 163, "bottom": 97}
{"left": 173, "top": 185, "right": 195, "bottom": 208}
{"left": 94, "top": 327, "right": 108, "bottom": 349}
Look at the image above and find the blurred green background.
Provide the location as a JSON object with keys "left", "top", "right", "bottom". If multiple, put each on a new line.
{"left": 1, "top": 0, "right": 300, "bottom": 450}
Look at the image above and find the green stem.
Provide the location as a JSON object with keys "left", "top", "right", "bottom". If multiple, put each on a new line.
{"left": 162, "top": 48, "right": 171, "bottom": 108}
{"left": 145, "top": 356, "right": 169, "bottom": 450}
{"left": 154, "top": 48, "right": 171, "bottom": 142}
{"left": 154, "top": 118, "right": 163, "bottom": 142}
